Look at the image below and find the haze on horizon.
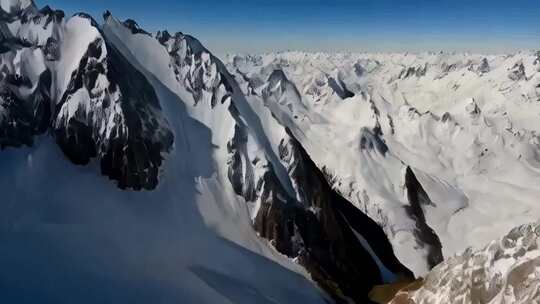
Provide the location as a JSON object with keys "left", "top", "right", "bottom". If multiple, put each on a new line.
{"left": 37, "top": 0, "right": 540, "bottom": 56}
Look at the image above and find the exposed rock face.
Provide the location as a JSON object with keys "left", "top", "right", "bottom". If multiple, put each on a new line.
{"left": 55, "top": 37, "right": 173, "bottom": 190}
{"left": 467, "top": 58, "right": 491, "bottom": 75}
{"left": 7, "top": 2, "right": 540, "bottom": 303}
{"left": 477, "top": 58, "right": 490, "bottom": 75}
{"left": 149, "top": 24, "right": 418, "bottom": 301}
{"left": 508, "top": 61, "right": 526, "bottom": 81}
{"left": 0, "top": 2, "right": 58, "bottom": 148}
{"left": 122, "top": 19, "right": 150, "bottom": 36}
{"left": 403, "top": 167, "right": 443, "bottom": 269}
{"left": 354, "top": 62, "right": 366, "bottom": 77}
{"left": 0, "top": 2, "right": 174, "bottom": 190}
{"left": 359, "top": 127, "right": 388, "bottom": 155}
{"left": 390, "top": 222, "right": 540, "bottom": 304}
{"left": 226, "top": 106, "right": 258, "bottom": 202}
{"left": 228, "top": 126, "right": 414, "bottom": 303}
{"left": 263, "top": 69, "right": 304, "bottom": 108}
{"left": 227, "top": 50, "right": 540, "bottom": 283}
{"left": 399, "top": 64, "right": 428, "bottom": 79}
{"left": 328, "top": 76, "right": 355, "bottom": 99}
{"left": 136, "top": 24, "right": 417, "bottom": 301}
{"left": 0, "top": 69, "right": 52, "bottom": 148}
{"left": 156, "top": 30, "right": 233, "bottom": 107}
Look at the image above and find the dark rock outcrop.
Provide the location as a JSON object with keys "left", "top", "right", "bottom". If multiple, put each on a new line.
{"left": 400, "top": 64, "right": 428, "bottom": 79}
{"left": 36, "top": 5, "right": 65, "bottom": 25}
{"left": 359, "top": 127, "right": 389, "bottom": 156}
{"left": 477, "top": 58, "right": 490, "bottom": 75}
{"left": 328, "top": 76, "right": 355, "bottom": 99}
{"left": 404, "top": 167, "right": 444, "bottom": 268}
{"left": 1, "top": 4, "right": 174, "bottom": 190}
{"left": 226, "top": 106, "right": 257, "bottom": 202}
{"left": 228, "top": 125, "right": 415, "bottom": 303}
{"left": 54, "top": 36, "right": 173, "bottom": 190}
{"left": 508, "top": 61, "right": 526, "bottom": 81}
{"left": 0, "top": 69, "right": 52, "bottom": 149}
{"left": 3, "top": 6, "right": 420, "bottom": 301}
{"left": 354, "top": 62, "right": 366, "bottom": 77}
{"left": 122, "top": 19, "right": 151, "bottom": 36}
{"left": 156, "top": 31, "right": 233, "bottom": 108}
{"left": 263, "top": 69, "right": 303, "bottom": 104}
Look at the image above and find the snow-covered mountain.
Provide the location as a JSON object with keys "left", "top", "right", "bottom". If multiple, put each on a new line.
{"left": 225, "top": 51, "right": 540, "bottom": 302}
{"left": 0, "top": 1, "right": 412, "bottom": 303}
{"left": 1, "top": 0, "right": 540, "bottom": 303}
{"left": 390, "top": 221, "right": 540, "bottom": 304}
{"left": 227, "top": 50, "right": 540, "bottom": 271}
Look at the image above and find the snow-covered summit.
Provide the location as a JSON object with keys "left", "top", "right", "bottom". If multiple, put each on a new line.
{"left": 2, "top": 1, "right": 540, "bottom": 303}
{"left": 0, "top": 3, "right": 424, "bottom": 304}
{"left": 1, "top": 3, "right": 174, "bottom": 190}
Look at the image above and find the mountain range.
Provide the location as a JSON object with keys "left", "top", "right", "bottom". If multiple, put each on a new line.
{"left": 1, "top": 1, "right": 540, "bottom": 303}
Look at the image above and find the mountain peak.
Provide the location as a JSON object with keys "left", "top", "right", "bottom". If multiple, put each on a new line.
{"left": 0, "top": 0, "right": 34, "bottom": 14}
{"left": 103, "top": 9, "right": 112, "bottom": 21}
{"left": 2, "top": 2, "right": 540, "bottom": 304}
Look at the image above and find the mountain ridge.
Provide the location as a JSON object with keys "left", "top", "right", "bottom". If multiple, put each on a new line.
{"left": 0, "top": 1, "right": 417, "bottom": 303}
{"left": 1, "top": 1, "right": 540, "bottom": 303}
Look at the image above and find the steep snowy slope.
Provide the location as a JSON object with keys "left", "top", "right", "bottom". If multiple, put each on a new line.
{"left": 0, "top": 1, "right": 173, "bottom": 190}
{"left": 102, "top": 15, "right": 415, "bottom": 302}
{"left": 3, "top": 1, "right": 540, "bottom": 303}
{"left": 227, "top": 51, "right": 540, "bottom": 277}
{"left": 0, "top": 2, "right": 328, "bottom": 303}
{"left": 0, "top": 1, "right": 417, "bottom": 303}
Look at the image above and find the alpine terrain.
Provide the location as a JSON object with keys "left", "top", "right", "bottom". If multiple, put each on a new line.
{"left": 1, "top": 0, "right": 540, "bottom": 303}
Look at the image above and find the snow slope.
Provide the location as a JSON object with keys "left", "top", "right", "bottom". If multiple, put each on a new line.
{"left": 0, "top": 2, "right": 413, "bottom": 303}
{"left": 0, "top": 2, "right": 329, "bottom": 303}
{"left": 102, "top": 16, "right": 413, "bottom": 302}
{"left": 227, "top": 51, "right": 540, "bottom": 276}
{"left": 3, "top": 1, "right": 540, "bottom": 303}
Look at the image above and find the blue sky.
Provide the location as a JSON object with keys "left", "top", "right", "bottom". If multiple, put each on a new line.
{"left": 37, "top": 0, "right": 540, "bottom": 56}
